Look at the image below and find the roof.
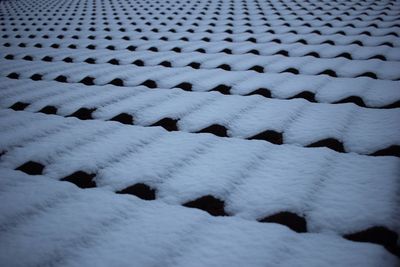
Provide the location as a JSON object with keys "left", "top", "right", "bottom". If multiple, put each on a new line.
{"left": 0, "top": 0, "right": 399, "bottom": 266}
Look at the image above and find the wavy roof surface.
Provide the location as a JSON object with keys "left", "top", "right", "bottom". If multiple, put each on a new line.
{"left": 0, "top": 0, "right": 399, "bottom": 266}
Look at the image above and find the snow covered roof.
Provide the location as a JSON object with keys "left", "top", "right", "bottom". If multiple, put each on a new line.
{"left": 0, "top": 0, "right": 399, "bottom": 266}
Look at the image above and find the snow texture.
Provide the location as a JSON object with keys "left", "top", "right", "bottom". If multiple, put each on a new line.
{"left": 0, "top": 110, "right": 399, "bottom": 237}
{"left": 0, "top": 0, "right": 400, "bottom": 265}
{"left": 0, "top": 169, "right": 398, "bottom": 267}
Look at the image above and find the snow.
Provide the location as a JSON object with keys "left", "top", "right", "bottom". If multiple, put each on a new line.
{"left": 1, "top": 79, "right": 399, "bottom": 155}
{"left": 2, "top": 59, "right": 399, "bottom": 107}
{"left": 2, "top": 47, "right": 400, "bottom": 79}
{"left": 0, "top": 169, "right": 397, "bottom": 267}
{"left": 1, "top": 0, "right": 400, "bottom": 265}
{"left": 0, "top": 110, "right": 399, "bottom": 240}
{"left": 284, "top": 103, "right": 356, "bottom": 147}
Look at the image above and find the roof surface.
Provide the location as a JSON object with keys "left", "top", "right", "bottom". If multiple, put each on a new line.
{"left": 0, "top": 0, "right": 399, "bottom": 266}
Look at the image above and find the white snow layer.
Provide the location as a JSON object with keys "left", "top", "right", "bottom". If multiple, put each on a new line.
{"left": 1, "top": 59, "right": 400, "bottom": 108}
{"left": 1, "top": 0, "right": 400, "bottom": 265}
{"left": 0, "top": 79, "right": 399, "bottom": 155}
{"left": 0, "top": 110, "right": 399, "bottom": 238}
{"left": 0, "top": 169, "right": 398, "bottom": 267}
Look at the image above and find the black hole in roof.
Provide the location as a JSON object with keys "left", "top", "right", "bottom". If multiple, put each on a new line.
{"left": 322, "top": 40, "right": 335, "bottom": 45}
{"left": 42, "top": 56, "right": 53, "bottom": 62}
{"left": 34, "top": 43, "right": 43, "bottom": 48}
{"left": 109, "top": 78, "right": 124, "bottom": 86}
{"left": 110, "top": 113, "right": 134, "bottom": 125}
{"left": 141, "top": 79, "right": 157, "bottom": 89}
{"left": 68, "top": 44, "right": 77, "bottom": 49}
{"left": 247, "top": 37, "right": 257, "bottom": 43}
{"left": 175, "top": 82, "right": 192, "bottom": 91}
{"left": 380, "top": 42, "right": 393, "bottom": 48}
{"left": 106, "top": 45, "right": 115, "bottom": 50}
{"left": 172, "top": 47, "right": 181, "bottom": 53}
{"left": 249, "top": 130, "right": 283, "bottom": 144}
{"left": 289, "top": 91, "right": 316, "bottom": 102}
{"left": 276, "top": 50, "right": 289, "bottom": 56}
{"left": 7, "top": 72, "right": 19, "bottom": 79}
{"left": 160, "top": 61, "right": 172, "bottom": 67}
{"left": 5, "top": 54, "right": 14, "bottom": 60}
{"left": 307, "top": 138, "right": 345, "bottom": 153}
{"left": 183, "top": 195, "right": 228, "bottom": 216}
{"left": 108, "top": 59, "right": 119, "bottom": 65}
{"left": 370, "top": 145, "right": 400, "bottom": 157}
{"left": 259, "top": 211, "right": 307, "bottom": 233}
{"left": 132, "top": 59, "right": 144, "bottom": 66}
{"left": 151, "top": 117, "right": 178, "bottom": 131}
{"left": 63, "top": 57, "right": 73, "bottom": 63}
{"left": 68, "top": 107, "right": 96, "bottom": 120}
{"left": 39, "top": 105, "right": 57, "bottom": 114}
{"left": 211, "top": 84, "right": 231, "bottom": 95}
{"left": 126, "top": 45, "right": 136, "bottom": 51}
{"left": 356, "top": 72, "right": 378, "bottom": 79}
{"left": 336, "top": 53, "right": 352, "bottom": 60}
{"left": 61, "top": 171, "right": 96, "bottom": 189}
{"left": 344, "top": 226, "right": 399, "bottom": 256}
{"left": 297, "top": 39, "right": 308, "bottom": 44}
{"left": 282, "top": 68, "right": 299, "bottom": 75}
{"left": 247, "top": 49, "right": 260, "bottom": 55}
{"left": 197, "top": 124, "right": 228, "bottom": 137}
{"left": 247, "top": 88, "right": 271, "bottom": 98}
{"left": 351, "top": 40, "right": 363, "bottom": 46}
{"left": 23, "top": 55, "right": 33, "bottom": 61}
{"left": 148, "top": 47, "right": 158, "bottom": 52}
{"left": 117, "top": 183, "right": 156, "bottom": 200}
{"left": 16, "top": 161, "right": 44, "bottom": 175}
{"left": 54, "top": 75, "right": 68, "bottom": 83}
{"left": 188, "top": 62, "right": 200, "bottom": 69}
{"left": 86, "top": 44, "right": 96, "bottom": 50}
{"left": 318, "top": 69, "right": 337, "bottom": 77}
{"left": 334, "top": 96, "right": 366, "bottom": 107}
{"left": 249, "top": 65, "right": 264, "bottom": 73}
{"left": 30, "top": 74, "right": 43, "bottom": 81}
{"left": 220, "top": 48, "right": 232, "bottom": 54}
{"left": 51, "top": 43, "right": 59, "bottom": 49}
{"left": 361, "top": 31, "right": 371, "bottom": 36}
{"left": 305, "top": 52, "right": 320, "bottom": 58}
{"left": 369, "top": 55, "right": 387, "bottom": 61}
{"left": 85, "top": 58, "right": 96, "bottom": 64}
{"left": 79, "top": 76, "right": 95, "bottom": 85}
{"left": 218, "top": 64, "right": 231, "bottom": 71}
{"left": 9, "top": 101, "right": 29, "bottom": 111}
{"left": 196, "top": 48, "right": 206, "bottom": 53}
